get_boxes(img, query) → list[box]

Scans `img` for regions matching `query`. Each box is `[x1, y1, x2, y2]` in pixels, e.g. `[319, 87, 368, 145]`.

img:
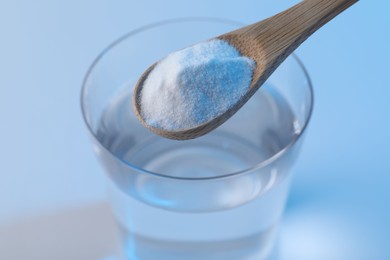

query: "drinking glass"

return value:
[81, 18, 313, 260]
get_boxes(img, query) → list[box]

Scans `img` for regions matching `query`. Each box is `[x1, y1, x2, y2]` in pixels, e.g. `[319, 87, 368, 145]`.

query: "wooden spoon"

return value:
[133, 0, 358, 140]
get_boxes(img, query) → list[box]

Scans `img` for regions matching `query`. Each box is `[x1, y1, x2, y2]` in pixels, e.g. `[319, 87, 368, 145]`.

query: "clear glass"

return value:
[81, 18, 313, 260]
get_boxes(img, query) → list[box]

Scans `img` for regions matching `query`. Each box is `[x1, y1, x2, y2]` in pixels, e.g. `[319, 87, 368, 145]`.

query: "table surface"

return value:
[1, 0, 389, 259]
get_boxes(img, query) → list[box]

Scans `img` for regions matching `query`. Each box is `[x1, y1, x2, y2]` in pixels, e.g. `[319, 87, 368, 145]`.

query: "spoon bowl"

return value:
[133, 0, 358, 140]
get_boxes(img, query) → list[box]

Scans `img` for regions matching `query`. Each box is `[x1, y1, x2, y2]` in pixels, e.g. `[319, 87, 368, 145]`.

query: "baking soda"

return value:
[140, 39, 255, 131]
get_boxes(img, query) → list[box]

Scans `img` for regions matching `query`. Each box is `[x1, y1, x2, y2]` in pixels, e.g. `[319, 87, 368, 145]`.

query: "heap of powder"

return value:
[140, 39, 255, 131]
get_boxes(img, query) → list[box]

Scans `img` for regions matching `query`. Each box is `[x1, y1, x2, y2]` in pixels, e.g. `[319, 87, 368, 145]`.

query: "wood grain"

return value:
[219, 0, 358, 93]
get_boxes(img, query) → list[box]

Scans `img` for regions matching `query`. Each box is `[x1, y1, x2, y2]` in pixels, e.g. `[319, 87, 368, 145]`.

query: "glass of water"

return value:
[81, 18, 313, 260]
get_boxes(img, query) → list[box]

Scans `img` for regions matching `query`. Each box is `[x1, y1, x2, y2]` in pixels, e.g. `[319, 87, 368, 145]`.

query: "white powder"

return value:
[140, 39, 255, 131]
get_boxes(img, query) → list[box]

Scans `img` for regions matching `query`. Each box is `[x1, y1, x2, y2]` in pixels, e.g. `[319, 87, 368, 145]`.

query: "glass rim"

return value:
[80, 17, 314, 181]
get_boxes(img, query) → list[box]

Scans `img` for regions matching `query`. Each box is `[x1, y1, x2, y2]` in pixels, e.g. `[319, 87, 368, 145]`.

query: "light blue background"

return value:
[0, 0, 389, 259]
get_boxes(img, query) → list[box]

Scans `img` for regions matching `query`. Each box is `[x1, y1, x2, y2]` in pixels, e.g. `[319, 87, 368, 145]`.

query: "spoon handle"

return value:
[251, 0, 358, 60]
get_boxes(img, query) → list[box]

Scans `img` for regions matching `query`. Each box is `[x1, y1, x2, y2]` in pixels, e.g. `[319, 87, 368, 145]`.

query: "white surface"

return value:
[0, 203, 121, 260]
